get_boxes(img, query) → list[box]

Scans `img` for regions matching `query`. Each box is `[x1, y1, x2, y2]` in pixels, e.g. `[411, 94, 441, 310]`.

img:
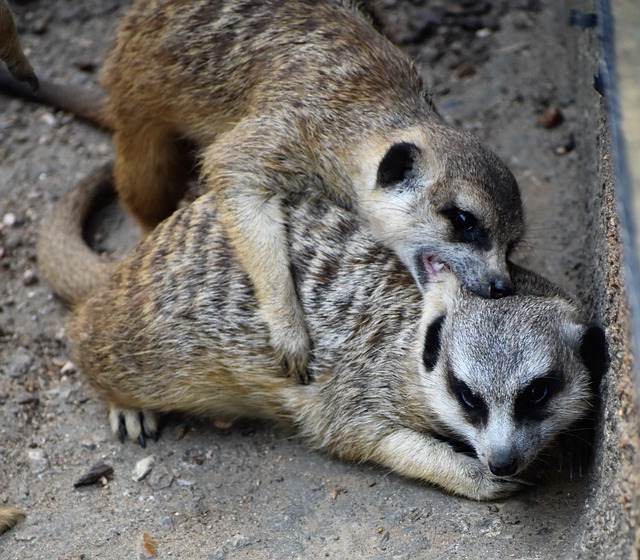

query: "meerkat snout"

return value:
[488, 451, 519, 477]
[489, 277, 513, 298]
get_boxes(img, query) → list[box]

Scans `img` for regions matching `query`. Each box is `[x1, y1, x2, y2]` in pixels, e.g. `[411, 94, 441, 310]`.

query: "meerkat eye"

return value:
[515, 372, 565, 421]
[525, 382, 549, 405]
[448, 370, 488, 425]
[458, 386, 482, 410]
[449, 209, 477, 231]
[441, 207, 488, 246]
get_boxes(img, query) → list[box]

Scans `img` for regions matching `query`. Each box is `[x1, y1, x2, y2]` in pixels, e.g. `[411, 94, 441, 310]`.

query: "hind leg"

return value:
[113, 125, 192, 234]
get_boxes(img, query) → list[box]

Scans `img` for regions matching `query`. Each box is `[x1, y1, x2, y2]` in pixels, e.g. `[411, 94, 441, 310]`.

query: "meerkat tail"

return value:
[37, 164, 119, 305]
[0, 507, 25, 534]
[0, 65, 107, 128]
[0, 0, 38, 92]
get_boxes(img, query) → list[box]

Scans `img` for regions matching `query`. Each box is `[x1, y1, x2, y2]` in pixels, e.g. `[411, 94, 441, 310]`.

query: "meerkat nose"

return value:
[490, 278, 513, 298]
[488, 456, 518, 477]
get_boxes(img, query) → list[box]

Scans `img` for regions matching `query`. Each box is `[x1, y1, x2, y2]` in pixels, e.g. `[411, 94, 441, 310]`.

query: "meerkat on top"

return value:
[40, 168, 606, 501]
[91, 0, 525, 381]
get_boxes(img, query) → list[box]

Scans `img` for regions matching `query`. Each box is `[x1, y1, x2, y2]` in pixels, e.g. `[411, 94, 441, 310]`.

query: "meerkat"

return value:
[40, 167, 606, 501]
[0, 0, 37, 91]
[14, 0, 525, 381]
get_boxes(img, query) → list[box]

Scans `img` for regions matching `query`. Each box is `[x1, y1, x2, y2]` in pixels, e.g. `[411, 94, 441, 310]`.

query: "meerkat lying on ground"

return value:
[6, 0, 526, 382]
[38, 166, 606, 501]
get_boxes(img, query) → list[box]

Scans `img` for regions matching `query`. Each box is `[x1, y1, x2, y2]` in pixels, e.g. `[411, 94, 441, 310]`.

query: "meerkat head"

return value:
[418, 271, 608, 479]
[358, 125, 524, 299]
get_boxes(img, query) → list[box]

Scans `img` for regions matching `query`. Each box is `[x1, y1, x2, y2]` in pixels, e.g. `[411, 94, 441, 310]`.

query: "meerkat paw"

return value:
[462, 463, 525, 501]
[269, 318, 312, 383]
[108, 405, 159, 448]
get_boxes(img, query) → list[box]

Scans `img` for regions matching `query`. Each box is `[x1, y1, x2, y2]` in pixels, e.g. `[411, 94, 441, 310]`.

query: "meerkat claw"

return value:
[117, 412, 127, 444]
[109, 405, 159, 446]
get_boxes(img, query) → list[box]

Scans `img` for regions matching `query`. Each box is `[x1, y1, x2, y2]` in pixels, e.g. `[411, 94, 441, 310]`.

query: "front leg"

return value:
[372, 428, 523, 500]
[109, 404, 159, 448]
[217, 183, 311, 383]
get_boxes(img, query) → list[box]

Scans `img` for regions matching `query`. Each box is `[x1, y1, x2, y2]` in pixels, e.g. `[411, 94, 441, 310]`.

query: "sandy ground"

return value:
[1, 0, 638, 559]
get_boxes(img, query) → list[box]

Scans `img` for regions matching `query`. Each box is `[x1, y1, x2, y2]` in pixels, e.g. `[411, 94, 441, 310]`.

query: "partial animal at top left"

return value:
[0, 0, 38, 92]
[0, 0, 31, 535]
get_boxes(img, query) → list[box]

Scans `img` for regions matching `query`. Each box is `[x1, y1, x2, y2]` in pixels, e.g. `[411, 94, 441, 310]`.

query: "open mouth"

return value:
[421, 252, 447, 281]
[411, 250, 449, 288]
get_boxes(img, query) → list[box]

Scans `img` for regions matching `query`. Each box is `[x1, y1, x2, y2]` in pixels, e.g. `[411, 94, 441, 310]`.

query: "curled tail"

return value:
[37, 164, 119, 305]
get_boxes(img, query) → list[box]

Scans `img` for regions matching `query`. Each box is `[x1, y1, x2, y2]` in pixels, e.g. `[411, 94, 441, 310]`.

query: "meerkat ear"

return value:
[423, 314, 445, 370]
[377, 142, 420, 188]
[580, 324, 609, 389]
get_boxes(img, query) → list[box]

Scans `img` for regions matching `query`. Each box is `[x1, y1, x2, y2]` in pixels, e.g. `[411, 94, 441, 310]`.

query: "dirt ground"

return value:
[1, 0, 638, 559]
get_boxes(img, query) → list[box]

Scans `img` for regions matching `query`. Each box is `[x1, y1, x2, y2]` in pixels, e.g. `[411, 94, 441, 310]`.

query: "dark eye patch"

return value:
[430, 429, 477, 457]
[423, 315, 445, 370]
[377, 142, 420, 188]
[441, 207, 491, 250]
[447, 368, 488, 426]
[515, 371, 565, 421]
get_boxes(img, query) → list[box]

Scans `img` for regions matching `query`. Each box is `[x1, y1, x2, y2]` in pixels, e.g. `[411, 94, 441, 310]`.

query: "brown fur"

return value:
[90, 0, 525, 381]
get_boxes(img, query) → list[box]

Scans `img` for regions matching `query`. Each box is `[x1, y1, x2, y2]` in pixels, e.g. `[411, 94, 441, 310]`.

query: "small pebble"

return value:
[27, 448, 49, 475]
[147, 463, 174, 490]
[555, 132, 576, 155]
[456, 62, 476, 78]
[538, 106, 564, 129]
[132, 455, 156, 482]
[2, 213, 16, 228]
[32, 11, 51, 34]
[22, 269, 38, 286]
[8, 350, 33, 378]
[39, 112, 56, 127]
[74, 58, 97, 72]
